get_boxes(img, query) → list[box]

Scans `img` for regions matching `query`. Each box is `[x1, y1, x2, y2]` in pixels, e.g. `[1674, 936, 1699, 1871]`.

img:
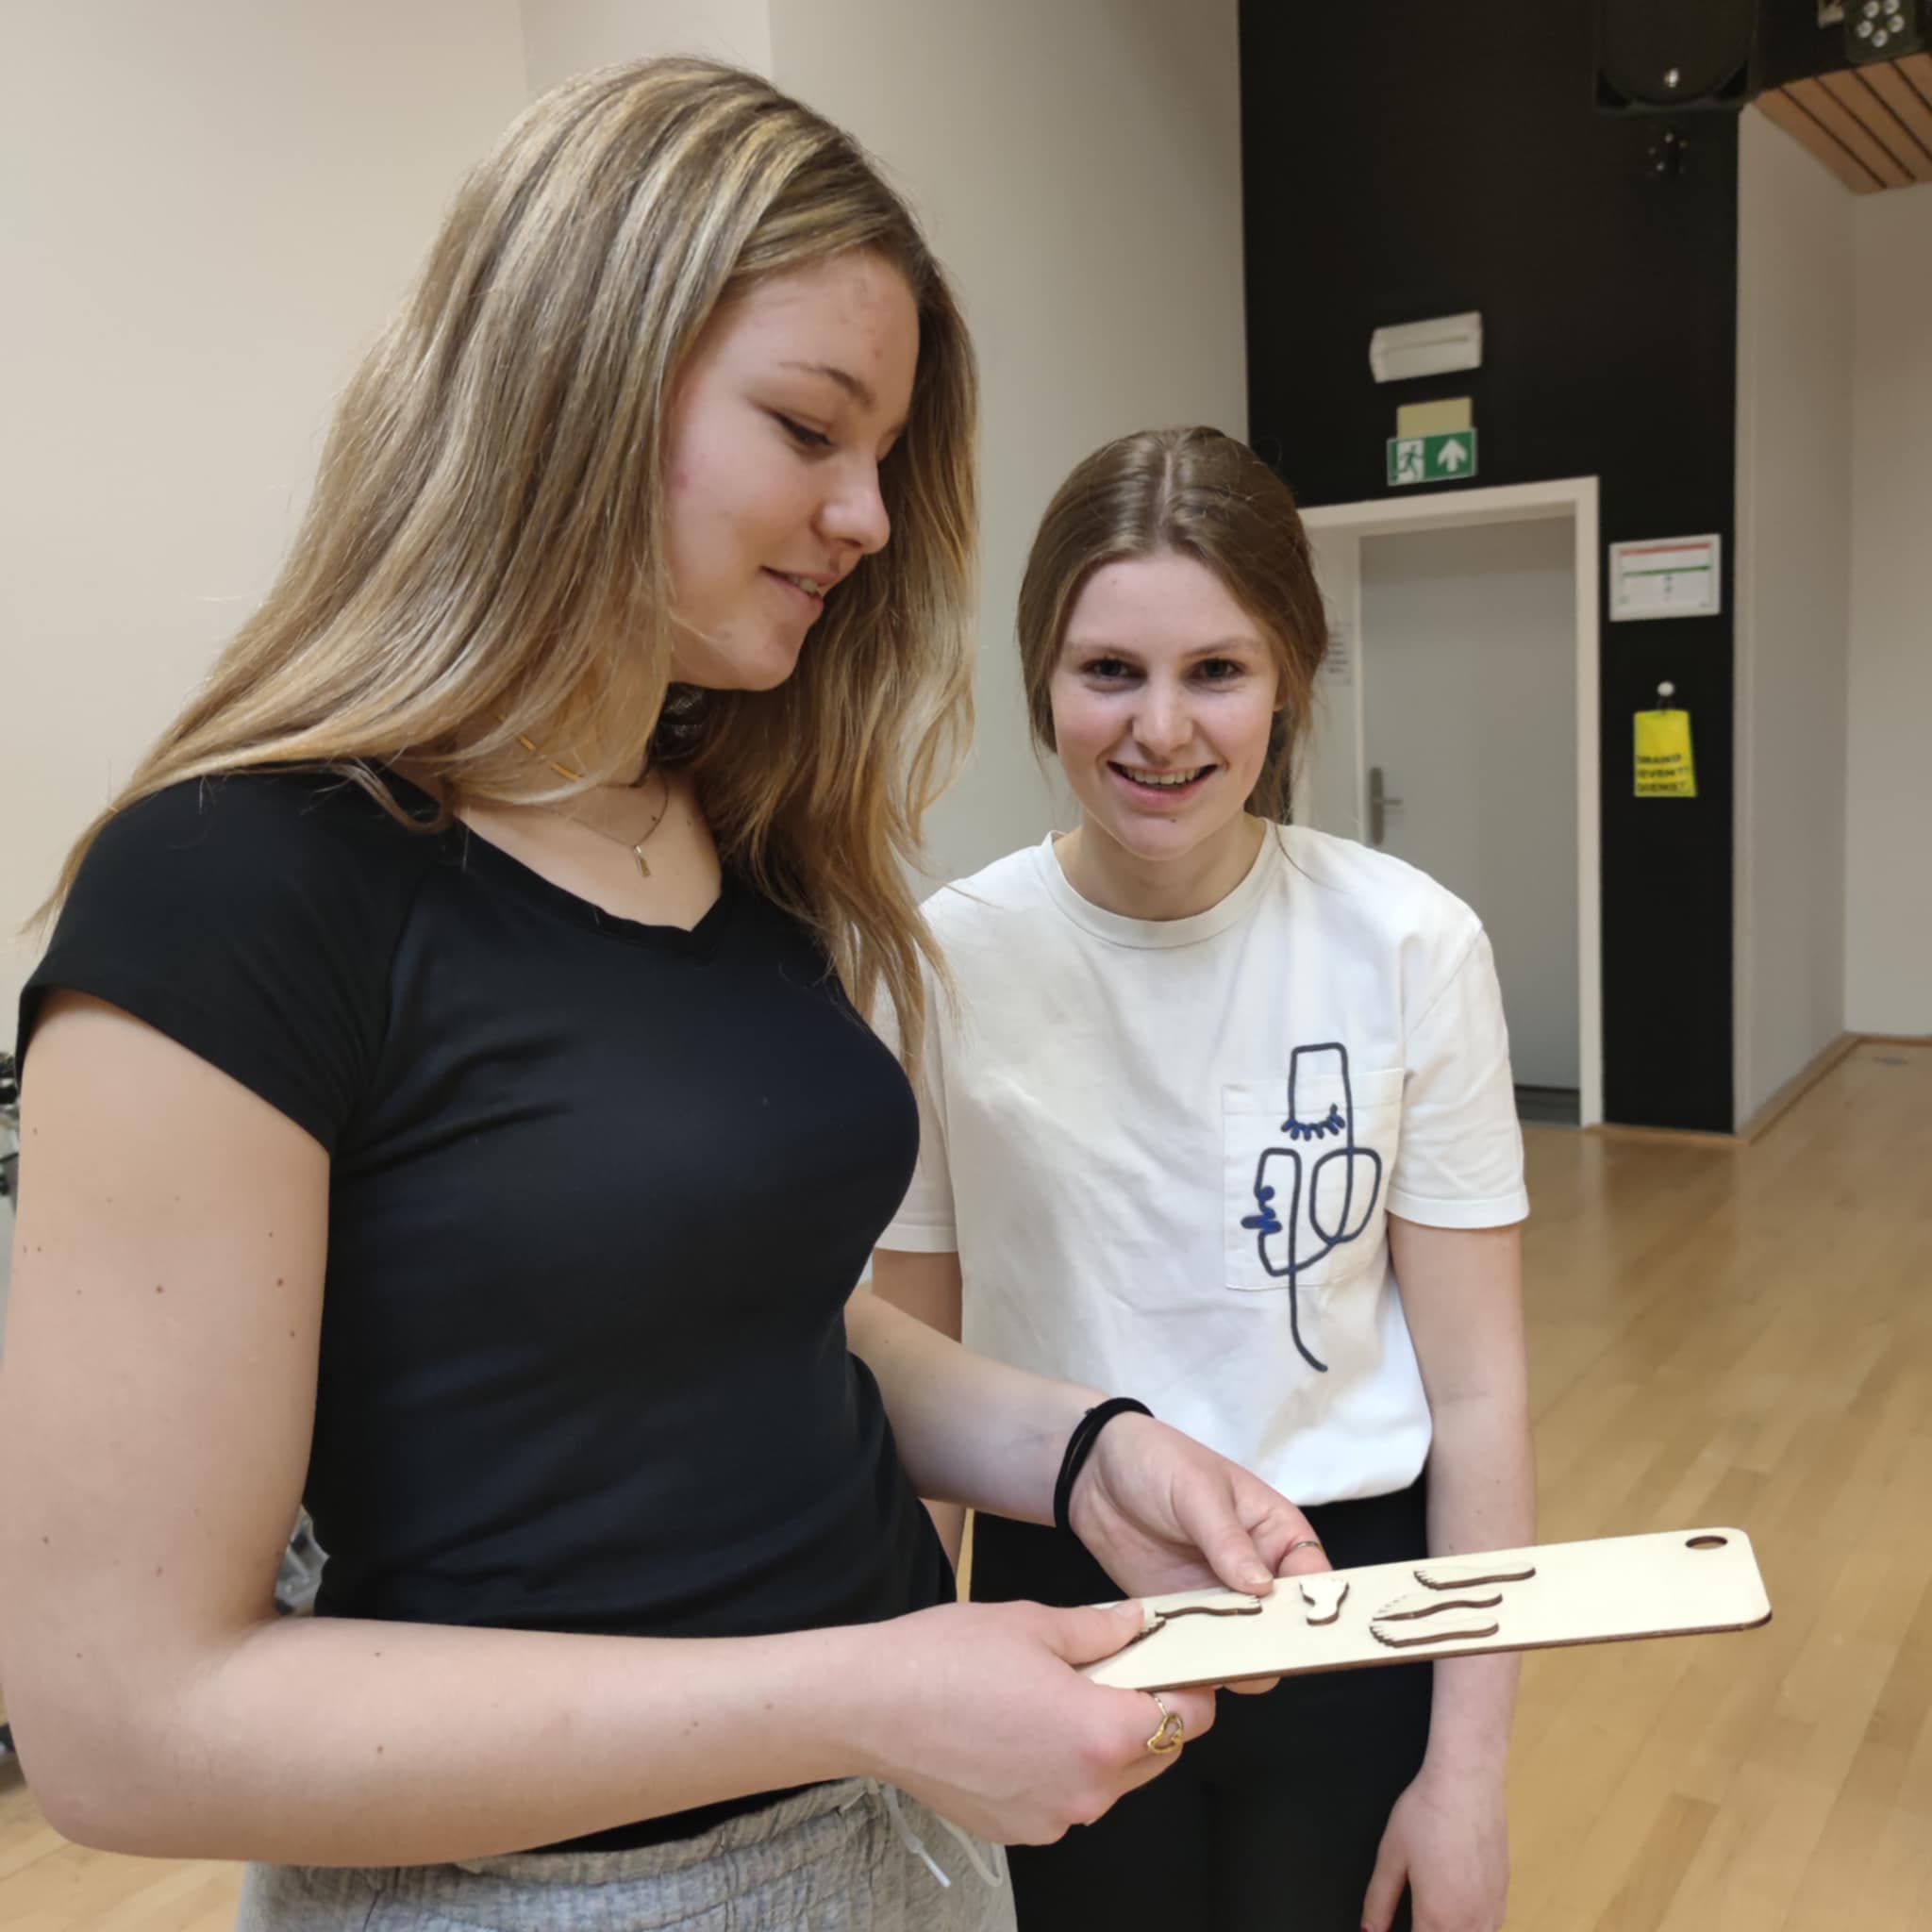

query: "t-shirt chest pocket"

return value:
[1222, 1045, 1404, 1294]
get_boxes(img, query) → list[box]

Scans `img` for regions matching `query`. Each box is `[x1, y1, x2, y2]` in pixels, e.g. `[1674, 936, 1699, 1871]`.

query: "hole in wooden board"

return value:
[1686, 1535, 1727, 1550]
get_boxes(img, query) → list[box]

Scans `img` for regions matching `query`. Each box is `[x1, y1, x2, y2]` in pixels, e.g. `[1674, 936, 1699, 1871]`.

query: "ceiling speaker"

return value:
[1596, 0, 1756, 110]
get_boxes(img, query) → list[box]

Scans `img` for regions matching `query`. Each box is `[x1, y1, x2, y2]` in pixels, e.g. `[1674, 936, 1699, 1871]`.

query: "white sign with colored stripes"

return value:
[1609, 534, 1723, 621]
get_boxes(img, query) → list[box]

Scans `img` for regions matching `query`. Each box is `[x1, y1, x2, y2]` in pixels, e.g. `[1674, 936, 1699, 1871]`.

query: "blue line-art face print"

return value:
[1238, 1041, 1384, 1374]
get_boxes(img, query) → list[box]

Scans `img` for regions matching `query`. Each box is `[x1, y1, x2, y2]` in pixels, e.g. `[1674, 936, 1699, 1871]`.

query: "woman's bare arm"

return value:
[1391, 1215, 1535, 1777]
[869, 1248, 968, 1562]
[848, 1273, 1325, 1604]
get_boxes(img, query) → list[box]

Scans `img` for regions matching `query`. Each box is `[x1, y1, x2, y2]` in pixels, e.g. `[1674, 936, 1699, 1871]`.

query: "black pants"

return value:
[972, 1481, 1432, 1932]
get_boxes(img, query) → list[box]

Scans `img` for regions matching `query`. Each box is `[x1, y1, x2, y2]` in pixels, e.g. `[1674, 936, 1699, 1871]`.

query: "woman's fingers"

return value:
[1268, 1502, 1334, 1575]
[1041, 1596, 1151, 1666]
[1169, 1456, 1330, 1591]
[1222, 1674, 1283, 1696]
[1109, 1683, 1217, 1798]
[1121, 1682, 1216, 1753]
[1160, 1684, 1216, 1741]
[874, 1603, 1233, 1848]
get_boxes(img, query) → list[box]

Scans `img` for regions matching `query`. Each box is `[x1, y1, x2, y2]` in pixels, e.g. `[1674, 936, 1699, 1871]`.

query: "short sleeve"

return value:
[1387, 925, 1529, 1229]
[17, 775, 418, 1153]
[874, 959, 958, 1254]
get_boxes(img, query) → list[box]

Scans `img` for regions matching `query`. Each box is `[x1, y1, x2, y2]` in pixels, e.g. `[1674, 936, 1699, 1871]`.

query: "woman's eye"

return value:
[1084, 658, 1134, 681]
[775, 414, 833, 451]
[1197, 658, 1244, 682]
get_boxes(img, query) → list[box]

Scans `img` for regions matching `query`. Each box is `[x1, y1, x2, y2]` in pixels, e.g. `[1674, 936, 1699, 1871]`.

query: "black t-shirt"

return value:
[17, 771, 949, 1848]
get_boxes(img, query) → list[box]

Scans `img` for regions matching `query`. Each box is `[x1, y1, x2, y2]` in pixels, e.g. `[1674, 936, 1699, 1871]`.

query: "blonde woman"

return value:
[875, 428, 1535, 1932]
[0, 70, 1330, 1932]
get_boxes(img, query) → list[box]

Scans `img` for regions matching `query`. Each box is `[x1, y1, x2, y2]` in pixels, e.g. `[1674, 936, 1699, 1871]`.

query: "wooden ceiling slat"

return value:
[1788, 75, 1915, 186]
[1755, 88, 1883, 193]
[1861, 60, 1932, 165]
[1819, 67, 1932, 182]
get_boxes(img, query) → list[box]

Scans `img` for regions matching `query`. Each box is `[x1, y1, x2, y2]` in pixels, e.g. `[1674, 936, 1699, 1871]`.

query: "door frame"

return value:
[1297, 476, 1603, 1127]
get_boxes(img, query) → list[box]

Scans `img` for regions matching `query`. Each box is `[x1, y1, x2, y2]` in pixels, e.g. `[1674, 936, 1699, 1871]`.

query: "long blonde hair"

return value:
[1016, 426, 1325, 821]
[47, 58, 976, 1058]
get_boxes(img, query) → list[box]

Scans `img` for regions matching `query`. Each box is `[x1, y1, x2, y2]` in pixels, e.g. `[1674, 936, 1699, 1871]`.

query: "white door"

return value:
[1357, 520, 1580, 1094]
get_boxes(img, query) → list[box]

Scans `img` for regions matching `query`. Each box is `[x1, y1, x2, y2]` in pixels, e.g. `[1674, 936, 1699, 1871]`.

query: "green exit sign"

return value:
[1387, 429, 1478, 488]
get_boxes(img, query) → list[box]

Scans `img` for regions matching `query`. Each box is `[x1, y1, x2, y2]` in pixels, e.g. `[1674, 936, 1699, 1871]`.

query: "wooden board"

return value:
[1082, 1526, 1771, 1692]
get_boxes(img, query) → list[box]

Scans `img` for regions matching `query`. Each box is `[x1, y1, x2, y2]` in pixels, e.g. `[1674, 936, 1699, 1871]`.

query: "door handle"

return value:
[1368, 766, 1404, 847]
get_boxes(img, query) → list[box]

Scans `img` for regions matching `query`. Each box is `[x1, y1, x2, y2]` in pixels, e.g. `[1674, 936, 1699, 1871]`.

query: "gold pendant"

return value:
[632, 845, 652, 880]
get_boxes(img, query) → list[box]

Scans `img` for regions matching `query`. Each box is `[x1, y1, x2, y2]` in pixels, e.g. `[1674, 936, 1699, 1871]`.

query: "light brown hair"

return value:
[1015, 425, 1326, 820]
[43, 58, 976, 1060]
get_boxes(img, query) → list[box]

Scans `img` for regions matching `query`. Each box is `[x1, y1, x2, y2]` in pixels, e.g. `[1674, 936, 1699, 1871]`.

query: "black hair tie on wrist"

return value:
[1052, 1398, 1153, 1538]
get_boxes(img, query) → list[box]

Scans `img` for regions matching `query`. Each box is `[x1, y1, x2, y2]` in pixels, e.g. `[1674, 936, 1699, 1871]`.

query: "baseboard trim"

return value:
[1738, 1031, 1860, 1144]
[1588, 1030, 1868, 1146]
[1585, 1122, 1741, 1148]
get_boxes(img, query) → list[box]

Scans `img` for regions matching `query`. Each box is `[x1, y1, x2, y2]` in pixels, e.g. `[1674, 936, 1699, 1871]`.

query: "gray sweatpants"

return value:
[233, 1778, 1015, 1931]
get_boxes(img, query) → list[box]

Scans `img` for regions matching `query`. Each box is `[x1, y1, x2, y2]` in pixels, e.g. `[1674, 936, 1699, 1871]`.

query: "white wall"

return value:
[769, 0, 1249, 883]
[1732, 107, 1855, 1122]
[0, 2, 530, 1024]
[1844, 181, 1932, 1038]
[1299, 530, 1365, 841]
[522, 0, 771, 92]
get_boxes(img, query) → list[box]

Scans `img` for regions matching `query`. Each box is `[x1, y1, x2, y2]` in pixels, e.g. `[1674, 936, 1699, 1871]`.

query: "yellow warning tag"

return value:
[1634, 708, 1696, 798]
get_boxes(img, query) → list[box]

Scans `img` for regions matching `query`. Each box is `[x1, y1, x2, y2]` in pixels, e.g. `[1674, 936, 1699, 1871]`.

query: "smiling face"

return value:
[1049, 550, 1281, 897]
[661, 250, 920, 691]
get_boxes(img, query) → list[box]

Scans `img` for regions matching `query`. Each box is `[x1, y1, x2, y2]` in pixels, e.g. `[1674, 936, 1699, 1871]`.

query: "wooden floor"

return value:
[1507, 1039, 1932, 1929]
[1, 1040, 1927, 1928]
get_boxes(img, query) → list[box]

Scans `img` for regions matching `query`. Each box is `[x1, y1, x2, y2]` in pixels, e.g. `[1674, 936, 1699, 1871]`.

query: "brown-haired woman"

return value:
[0, 77, 1332, 1932]
[875, 426, 1535, 1932]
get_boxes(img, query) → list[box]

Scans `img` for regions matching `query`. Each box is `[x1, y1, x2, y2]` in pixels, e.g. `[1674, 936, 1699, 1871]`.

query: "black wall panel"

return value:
[1754, 0, 1856, 89]
[1241, 2, 1739, 1131]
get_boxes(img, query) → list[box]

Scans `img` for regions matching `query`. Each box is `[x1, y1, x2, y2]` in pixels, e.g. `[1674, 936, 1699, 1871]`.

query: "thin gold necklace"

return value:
[516, 733, 671, 881]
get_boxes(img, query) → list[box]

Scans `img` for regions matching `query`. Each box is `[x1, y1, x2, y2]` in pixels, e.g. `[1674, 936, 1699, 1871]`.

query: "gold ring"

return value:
[1286, 1538, 1324, 1557]
[1145, 1691, 1185, 1756]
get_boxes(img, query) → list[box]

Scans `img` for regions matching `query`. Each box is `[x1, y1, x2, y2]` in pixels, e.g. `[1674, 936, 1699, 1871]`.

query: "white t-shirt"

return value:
[880, 824, 1529, 1507]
